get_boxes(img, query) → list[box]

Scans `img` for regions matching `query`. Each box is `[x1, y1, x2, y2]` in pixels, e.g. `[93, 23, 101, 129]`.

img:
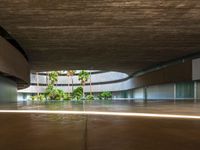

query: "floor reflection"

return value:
[0, 100, 200, 150]
[0, 100, 200, 115]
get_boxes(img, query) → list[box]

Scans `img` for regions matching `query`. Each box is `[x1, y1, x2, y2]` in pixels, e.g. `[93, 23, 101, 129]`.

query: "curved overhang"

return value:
[0, 36, 30, 89]
[0, 1, 200, 73]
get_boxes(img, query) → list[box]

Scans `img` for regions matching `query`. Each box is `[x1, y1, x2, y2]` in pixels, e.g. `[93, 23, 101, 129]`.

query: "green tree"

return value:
[36, 72, 39, 96]
[72, 87, 83, 100]
[45, 71, 70, 100]
[67, 70, 76, 92]
[45, 86, 70, 100]
[78, 70, 90, 97]
[49, 71, 59, 85]
[89, 71, 92, 95]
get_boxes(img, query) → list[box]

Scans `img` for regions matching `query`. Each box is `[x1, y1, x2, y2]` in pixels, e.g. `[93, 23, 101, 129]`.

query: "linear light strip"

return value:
[0, 110, 200, 119]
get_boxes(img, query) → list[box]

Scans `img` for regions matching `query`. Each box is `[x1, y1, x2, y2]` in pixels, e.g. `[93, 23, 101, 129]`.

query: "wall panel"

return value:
[147, 84, 174, 100]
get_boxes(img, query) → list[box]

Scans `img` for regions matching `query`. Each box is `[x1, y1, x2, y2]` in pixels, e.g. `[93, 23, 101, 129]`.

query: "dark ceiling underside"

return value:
[0, 0, 200, 73]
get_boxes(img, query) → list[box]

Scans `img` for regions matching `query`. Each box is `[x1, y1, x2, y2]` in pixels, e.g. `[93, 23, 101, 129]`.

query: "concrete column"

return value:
[144, 87, 147, 103]
[194, 81, 197, 103]
[174, 83, 176, 103]
[0, 76, 17, 102]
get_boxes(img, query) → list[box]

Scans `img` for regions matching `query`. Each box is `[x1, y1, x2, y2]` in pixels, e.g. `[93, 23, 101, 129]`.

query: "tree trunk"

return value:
[67, 75, 70, 93]
[47, 72, 49, 85]
[46, 72, 48, 85]
[82, 82, 85, 98]
[71, 76, 74, 92]
[36, 72, 39, 97]
[90, 71, 92, 95]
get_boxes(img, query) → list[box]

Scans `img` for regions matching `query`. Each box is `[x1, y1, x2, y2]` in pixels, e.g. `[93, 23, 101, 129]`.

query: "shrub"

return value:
[86, 94, 94, 100]
[72, 87, 83, 100]
[63, 93, 72, 100]
[31, 94, 46, 101]
[45, 86, 68, 100]
[98, 91, 112, 100]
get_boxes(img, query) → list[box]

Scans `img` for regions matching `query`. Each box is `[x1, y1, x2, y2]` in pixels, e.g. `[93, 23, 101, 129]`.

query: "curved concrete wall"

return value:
[19, 60, 194, 93]
[30, 71, 128, 85]
[19, 71, 131, 93]
[0, 36, 30, 89]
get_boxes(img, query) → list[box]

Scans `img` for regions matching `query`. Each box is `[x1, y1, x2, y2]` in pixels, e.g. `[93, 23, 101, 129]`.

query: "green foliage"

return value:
[44, 84, 53, 99]
[63, 93, 72, 100]
[98, 91, 112, 100]
[78, 70, 90, 85]
[72, 87, 83, 100]
[86, 94, 94, 100]
[43, 71, 71, 101]
[55, 89, 66, 100]
[45, 86, 68, 100]
[67, 70, 76, 91]
[31, 94, 46, 101]
[49, 71, 59, 85]
[32, 70, 113, 101]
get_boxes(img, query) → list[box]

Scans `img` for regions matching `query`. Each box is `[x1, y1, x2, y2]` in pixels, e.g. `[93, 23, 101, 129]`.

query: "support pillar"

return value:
[0, 76, 17, 102]
[144, 87, 147, 103]
[174, 83, 176, 104]
[194, 81, 197, 103]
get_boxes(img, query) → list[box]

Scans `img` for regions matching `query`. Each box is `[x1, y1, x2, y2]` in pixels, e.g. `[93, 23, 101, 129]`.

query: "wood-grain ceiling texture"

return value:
[0, 0, 200, 73]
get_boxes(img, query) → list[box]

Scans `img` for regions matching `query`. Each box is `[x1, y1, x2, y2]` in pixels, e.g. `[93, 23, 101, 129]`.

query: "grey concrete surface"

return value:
[0, 76, 17, 102]
[0, 101, 200, 150]
[0, 0, 199, 72]
[0, 36, 30, 89]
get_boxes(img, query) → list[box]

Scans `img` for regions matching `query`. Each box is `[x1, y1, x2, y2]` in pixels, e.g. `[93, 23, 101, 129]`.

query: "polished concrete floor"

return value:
[0, 101, 200, 150]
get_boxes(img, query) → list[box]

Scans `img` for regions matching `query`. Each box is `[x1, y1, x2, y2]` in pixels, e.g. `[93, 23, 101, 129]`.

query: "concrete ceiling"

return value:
[0, 0, 200, 73]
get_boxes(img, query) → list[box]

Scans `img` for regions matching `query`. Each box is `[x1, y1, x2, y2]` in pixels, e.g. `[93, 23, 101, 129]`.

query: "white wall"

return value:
[31, 71, 128, 84]
[133, 88, 144, 99]
[18, 77, 135, 93]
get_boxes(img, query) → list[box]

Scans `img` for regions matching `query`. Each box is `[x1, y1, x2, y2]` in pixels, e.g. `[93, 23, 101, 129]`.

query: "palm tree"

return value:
[67, 70, 76, 92]
[89, 71, 92, 95]
[49, 71, 59, 85]
[66, 71, 70, 93]
[46, 71, 49, 85]
[78, 70, 90, 97]
[59, 70, 65, 92]
[36, 72, 39, 97]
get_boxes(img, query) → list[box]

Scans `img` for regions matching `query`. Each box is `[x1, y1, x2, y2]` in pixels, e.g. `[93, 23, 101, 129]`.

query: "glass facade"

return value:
[176, 82, 194, 99]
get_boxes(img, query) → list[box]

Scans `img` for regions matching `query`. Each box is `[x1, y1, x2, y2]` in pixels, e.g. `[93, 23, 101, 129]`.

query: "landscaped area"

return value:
[31, 70, 112, 101]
